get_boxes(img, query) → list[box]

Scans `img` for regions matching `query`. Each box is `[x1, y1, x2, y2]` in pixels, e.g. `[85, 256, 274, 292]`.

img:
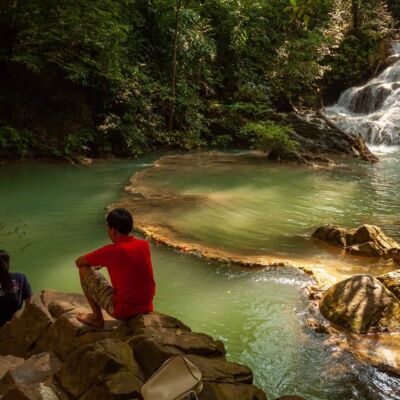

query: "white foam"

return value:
[326, 42, 400, 146]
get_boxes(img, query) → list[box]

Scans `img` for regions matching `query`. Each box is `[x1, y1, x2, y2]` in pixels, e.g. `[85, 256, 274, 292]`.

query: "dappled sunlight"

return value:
[123, 151, 400, 284]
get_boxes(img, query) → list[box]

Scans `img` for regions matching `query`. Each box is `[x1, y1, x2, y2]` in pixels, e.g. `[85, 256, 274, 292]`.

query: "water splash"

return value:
[326, 42, 400, 145]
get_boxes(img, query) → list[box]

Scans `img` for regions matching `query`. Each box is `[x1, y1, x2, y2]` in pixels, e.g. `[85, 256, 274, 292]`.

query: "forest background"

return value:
[0, 0, 399, 160]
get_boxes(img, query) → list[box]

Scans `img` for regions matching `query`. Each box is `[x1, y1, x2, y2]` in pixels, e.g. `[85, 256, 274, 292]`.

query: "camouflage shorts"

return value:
[81, 268, 114, 316]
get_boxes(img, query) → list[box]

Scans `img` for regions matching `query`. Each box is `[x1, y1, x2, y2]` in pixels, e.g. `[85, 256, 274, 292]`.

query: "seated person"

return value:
[75, 208, 155, 328]
[0, 250, 33, 328]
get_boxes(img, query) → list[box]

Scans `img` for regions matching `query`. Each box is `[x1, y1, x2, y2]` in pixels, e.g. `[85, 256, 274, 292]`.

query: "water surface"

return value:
[0, 157, 399, 399]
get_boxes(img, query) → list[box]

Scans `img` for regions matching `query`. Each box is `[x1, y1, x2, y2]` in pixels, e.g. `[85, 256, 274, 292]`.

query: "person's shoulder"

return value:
[133, 238, 150, 249]
[9, 272, 28, 282]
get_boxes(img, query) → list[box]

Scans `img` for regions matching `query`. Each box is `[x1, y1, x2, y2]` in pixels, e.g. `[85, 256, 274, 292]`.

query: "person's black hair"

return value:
[0, 250, 12, 291]
[107, 208, 133, 235]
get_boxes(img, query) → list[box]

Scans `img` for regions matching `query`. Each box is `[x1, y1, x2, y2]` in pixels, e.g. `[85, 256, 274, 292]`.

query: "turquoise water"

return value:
[0, 156, 399, 399]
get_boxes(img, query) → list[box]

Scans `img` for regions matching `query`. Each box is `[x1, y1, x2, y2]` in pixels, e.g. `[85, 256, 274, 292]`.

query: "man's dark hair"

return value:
[107, 208, 133, 235]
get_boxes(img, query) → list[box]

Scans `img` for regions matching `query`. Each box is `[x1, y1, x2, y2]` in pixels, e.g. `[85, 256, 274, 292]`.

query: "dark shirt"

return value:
[0, 272, 32, 327]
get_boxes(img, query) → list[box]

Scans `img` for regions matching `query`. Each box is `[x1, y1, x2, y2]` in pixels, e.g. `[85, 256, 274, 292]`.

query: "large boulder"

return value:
[0, 290, 268, 400]
[57, 339, 143, 399]
[0, 352, 65, 400]
[0, 356, 24, 380]
[319, 275, 400, 334]
[0, 302, 53, 357]
[124, 313, 226, 378]
[34, 290, 121, 360]
[0, 352, 61, 391]
[312, 224, 400, 257]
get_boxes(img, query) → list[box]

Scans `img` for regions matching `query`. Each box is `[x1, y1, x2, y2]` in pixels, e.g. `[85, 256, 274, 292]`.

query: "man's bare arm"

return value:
[75, 255, 102, 270]
[75, 256, 89, 268]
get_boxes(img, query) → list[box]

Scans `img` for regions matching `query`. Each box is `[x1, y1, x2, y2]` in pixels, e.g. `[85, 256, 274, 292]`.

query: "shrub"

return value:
[0, 126, 32, 158]
[240, 121, 298, 154]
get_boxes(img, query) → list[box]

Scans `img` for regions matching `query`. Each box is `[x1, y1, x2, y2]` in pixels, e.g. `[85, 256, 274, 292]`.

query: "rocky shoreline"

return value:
[0, 290, 271, 400]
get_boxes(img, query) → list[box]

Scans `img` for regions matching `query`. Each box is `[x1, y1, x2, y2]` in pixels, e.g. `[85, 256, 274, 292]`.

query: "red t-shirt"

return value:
[85, 235, 155, 319]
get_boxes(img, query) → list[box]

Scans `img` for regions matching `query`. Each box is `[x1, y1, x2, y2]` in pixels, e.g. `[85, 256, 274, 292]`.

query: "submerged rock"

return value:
[0, 290, 266, 400]
[320, 275, 400, 334]
[312, 224, 400, 258]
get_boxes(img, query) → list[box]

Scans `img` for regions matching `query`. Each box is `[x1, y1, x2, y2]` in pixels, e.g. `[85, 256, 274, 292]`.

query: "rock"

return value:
[0, 303, 53, 357]
[35, 313, 120, 360]
[79, 371, 142, 400]
[377, 269, 400, 300]
[200, 382, 267, 400]
[0, 356, 24, 380]
[0, 291, 267, 400]
[384, 54, 400, 67]
[185, 355, 253, 384]
[320, 275, 400, 334]
[57, 339, 143, 399]
[126, 313, 225, 379]
[312, 224, 400, 258]
[1, 382, 67, 400]
[0, 352, 61, 393]
[311, 225, 348, 247]
[35, 290, 121, 360]
[41, 289, 89, 310]
[126, 311, 191, 334]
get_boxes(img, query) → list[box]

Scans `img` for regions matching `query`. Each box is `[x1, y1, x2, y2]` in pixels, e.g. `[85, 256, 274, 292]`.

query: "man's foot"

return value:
[76, 312, 104, 329]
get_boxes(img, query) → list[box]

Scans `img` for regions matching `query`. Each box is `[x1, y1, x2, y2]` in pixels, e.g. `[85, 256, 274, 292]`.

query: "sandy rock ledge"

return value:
[0, 290, 267, 400]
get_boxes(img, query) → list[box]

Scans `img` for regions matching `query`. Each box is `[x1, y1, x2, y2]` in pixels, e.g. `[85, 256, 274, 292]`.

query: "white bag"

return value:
[141, 355, 203, 400]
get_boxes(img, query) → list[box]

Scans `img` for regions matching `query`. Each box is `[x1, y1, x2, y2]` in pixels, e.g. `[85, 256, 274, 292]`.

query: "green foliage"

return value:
[0, 127, 32, 158]
[0, 0, 395, 159]
[5, 0, 130, 85]
[240, 121, 298, 154]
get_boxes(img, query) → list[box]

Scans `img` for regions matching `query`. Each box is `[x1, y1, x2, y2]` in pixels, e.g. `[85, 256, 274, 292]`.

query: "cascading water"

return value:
[326, 42, 400, 145]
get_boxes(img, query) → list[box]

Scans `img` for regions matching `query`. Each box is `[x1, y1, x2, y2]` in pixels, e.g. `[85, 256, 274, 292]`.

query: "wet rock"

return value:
[377, 269, 400, 300]
[57, 339, 142, 399]
[271, 111, 377, 163]
[312, 224, 400, 258]
[384, 54, 400, 67]
[320, 275, 400, 334]
[0, 303, 53, 357]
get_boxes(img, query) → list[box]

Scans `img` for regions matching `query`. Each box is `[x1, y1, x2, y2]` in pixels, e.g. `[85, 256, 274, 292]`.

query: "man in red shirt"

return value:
[75, 208, 155, 328]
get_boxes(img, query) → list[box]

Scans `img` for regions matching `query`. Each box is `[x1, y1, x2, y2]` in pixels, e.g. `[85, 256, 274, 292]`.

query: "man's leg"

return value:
[77, 266, 105, 328]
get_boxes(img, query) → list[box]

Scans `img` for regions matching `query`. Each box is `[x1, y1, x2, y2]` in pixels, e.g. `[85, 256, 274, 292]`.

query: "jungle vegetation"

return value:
[0, 0, 398, 159]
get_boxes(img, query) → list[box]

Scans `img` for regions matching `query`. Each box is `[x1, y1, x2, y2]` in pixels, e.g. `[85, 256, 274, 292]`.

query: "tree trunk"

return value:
[167, 0, 182, 132]
[352, 0, 360, 33]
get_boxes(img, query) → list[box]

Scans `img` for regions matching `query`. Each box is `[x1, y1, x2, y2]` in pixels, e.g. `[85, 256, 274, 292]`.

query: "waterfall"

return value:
[326, 42, 400, 146]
